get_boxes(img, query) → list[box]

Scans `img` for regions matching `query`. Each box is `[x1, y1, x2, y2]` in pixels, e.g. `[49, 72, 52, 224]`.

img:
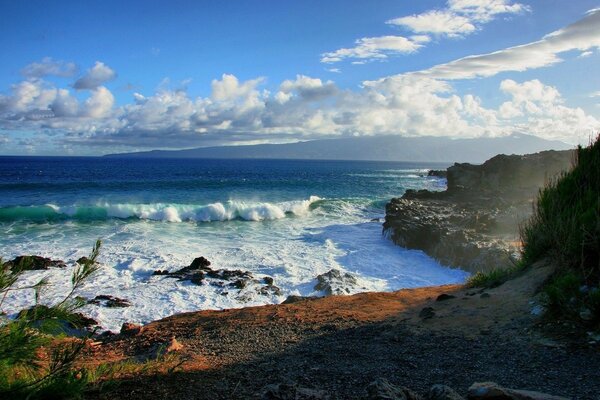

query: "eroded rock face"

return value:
[384, 150, 573, 273]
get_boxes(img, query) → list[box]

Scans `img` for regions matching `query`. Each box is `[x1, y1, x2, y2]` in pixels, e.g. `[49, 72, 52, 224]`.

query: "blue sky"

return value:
[0, 0, 599, 155]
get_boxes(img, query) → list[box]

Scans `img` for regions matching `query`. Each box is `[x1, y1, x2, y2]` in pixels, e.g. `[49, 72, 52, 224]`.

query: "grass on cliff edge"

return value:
[468, 136, 600, 327]
[523, 136, 599, 324]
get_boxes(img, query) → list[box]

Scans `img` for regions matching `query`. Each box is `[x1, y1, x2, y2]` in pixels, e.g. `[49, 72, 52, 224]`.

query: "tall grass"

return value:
[519, 136, 600, 325]
[520, 136, 600, 281]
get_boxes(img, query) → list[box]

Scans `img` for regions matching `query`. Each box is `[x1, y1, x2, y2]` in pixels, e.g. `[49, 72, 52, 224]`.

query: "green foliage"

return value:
[520, 136, 600, 279]
[542, 272, 600, 326]
[466, 261, 526, 288]
[519, 136, 600, 325]
[0, 241, 102, 399]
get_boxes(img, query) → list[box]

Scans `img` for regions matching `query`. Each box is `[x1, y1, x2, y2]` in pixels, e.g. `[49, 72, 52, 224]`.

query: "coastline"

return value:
[6, 149, 599, 398]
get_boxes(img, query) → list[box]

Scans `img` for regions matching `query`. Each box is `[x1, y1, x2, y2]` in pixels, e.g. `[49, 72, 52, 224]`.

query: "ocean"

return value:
[0, 156, 468, 332]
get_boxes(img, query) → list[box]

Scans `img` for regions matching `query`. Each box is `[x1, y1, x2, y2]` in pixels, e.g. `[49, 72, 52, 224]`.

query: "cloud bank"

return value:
[0, 65, 596, 152]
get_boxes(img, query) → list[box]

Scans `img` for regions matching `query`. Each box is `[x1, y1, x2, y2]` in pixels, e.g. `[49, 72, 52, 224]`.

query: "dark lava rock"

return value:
[436, 293, 456, 302]
[281, 295, 320, 304]
[89, 294, 131, 308]
[262, 382, 330, 400]
[427, 384, 464, 400]
[366, 378, 422, 400]
[258, 284, 283, 296]
[189, 256, 211, 269]
[230, 279, 248, 289]
[419, 307, 436, 320]
[152, 270, 170, 275]
[383, 150, 573, 274]
[3, 255, 67, 271]
[314, 269, 358, 296]
[120, 322, 142, 336]
[428, 170, 448, 178]
[263, 276, 274, 285]
[76, 256, 95, 265]
[467, 382, 569, 400]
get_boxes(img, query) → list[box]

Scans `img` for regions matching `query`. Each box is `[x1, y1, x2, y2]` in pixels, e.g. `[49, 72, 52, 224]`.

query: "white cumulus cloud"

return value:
[73, 61, 117, 90]
[321, 36, 424, 63]
[388, 0, 529, 37]
[21, 57, 77, 78]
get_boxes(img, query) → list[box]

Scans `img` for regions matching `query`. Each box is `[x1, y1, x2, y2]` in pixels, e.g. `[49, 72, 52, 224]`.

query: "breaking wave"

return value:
[0, 196, 322, 223]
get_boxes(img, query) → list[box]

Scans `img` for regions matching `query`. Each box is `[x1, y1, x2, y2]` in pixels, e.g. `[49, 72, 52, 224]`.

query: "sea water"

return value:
[0, 157, 468, 332]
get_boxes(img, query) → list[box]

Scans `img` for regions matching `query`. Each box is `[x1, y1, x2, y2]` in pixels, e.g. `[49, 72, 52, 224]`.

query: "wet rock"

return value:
[281, 295, 319, 304]
[263, 276, 274, 285]
[189, 273, 205, 285]
[428, 170, 448, 178]
[168, 256, 213, 280]
[436, 294, 456, 302]
[366, 378, 423, 400]
[262, 382, 330, 400]
[152, 269, 169, 275]
[189, 256, 211, 269]
[428, 385, 464, 400]
[258, 285, 283, 296]
[89, 294, 131, 308]
[3, 255, 67, 271]
[419, 307, 436, 320]
[120, 322, 142, 336]
[314, 269, 358, 296]
[467, 382, 569, 400]
[76, 256, 95, 265]
[230, 279, 248, 289]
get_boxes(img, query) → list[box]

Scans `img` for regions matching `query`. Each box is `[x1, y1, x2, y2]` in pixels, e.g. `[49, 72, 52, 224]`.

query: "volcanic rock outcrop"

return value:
[384, 150, 573, 273]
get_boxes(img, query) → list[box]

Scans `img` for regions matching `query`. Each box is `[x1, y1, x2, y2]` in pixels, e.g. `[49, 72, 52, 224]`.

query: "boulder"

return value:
[467, 382, 569, 400]
[89, 294, 131, 308]
[428, 385, 464, 400]
[419, 307, 436, 319]
[428, 170, 448, 178]
[3, 255, 67, 271]
[262, 383, 329, 400]
[366, 378, 423, 400]
[281, 295, 319, 304]
[314, 269, 358, 296]
[120, 322, 142, 336]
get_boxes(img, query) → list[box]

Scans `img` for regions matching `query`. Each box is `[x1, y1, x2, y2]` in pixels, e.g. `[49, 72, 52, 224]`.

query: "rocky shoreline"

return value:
[384, 150, 573, 273]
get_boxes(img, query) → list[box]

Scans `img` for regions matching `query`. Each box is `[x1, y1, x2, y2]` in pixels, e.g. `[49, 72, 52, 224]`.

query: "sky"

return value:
[0, 0, 599, 155]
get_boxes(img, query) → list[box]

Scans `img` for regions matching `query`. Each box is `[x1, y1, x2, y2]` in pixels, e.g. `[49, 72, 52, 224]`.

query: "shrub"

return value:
[520, 136, 600, 280]
[520, 135, 600, 325]
[0, 240, 102, 399]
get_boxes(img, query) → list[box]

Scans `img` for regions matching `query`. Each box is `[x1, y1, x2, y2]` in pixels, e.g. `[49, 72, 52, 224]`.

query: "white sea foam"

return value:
[2, 197, 468, 333]
[16, 197, 323, 223]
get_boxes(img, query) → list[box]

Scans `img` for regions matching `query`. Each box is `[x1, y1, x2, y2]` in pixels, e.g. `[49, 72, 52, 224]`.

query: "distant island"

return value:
[104, 133, 572, 163]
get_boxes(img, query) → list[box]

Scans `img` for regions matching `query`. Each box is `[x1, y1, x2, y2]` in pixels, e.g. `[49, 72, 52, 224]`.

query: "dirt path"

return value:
[84, 263, 600, 399]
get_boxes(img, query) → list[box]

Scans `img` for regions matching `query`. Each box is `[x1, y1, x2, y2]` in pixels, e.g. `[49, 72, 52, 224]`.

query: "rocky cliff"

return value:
[383, 150, 574, 273]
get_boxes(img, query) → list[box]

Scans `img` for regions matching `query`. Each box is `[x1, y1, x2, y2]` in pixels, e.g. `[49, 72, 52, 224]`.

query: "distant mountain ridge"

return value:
[104, 134, 572, 163]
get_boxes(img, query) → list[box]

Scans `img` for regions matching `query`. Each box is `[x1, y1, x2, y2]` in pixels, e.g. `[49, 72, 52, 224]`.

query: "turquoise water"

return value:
[0, 157, 468, 331]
